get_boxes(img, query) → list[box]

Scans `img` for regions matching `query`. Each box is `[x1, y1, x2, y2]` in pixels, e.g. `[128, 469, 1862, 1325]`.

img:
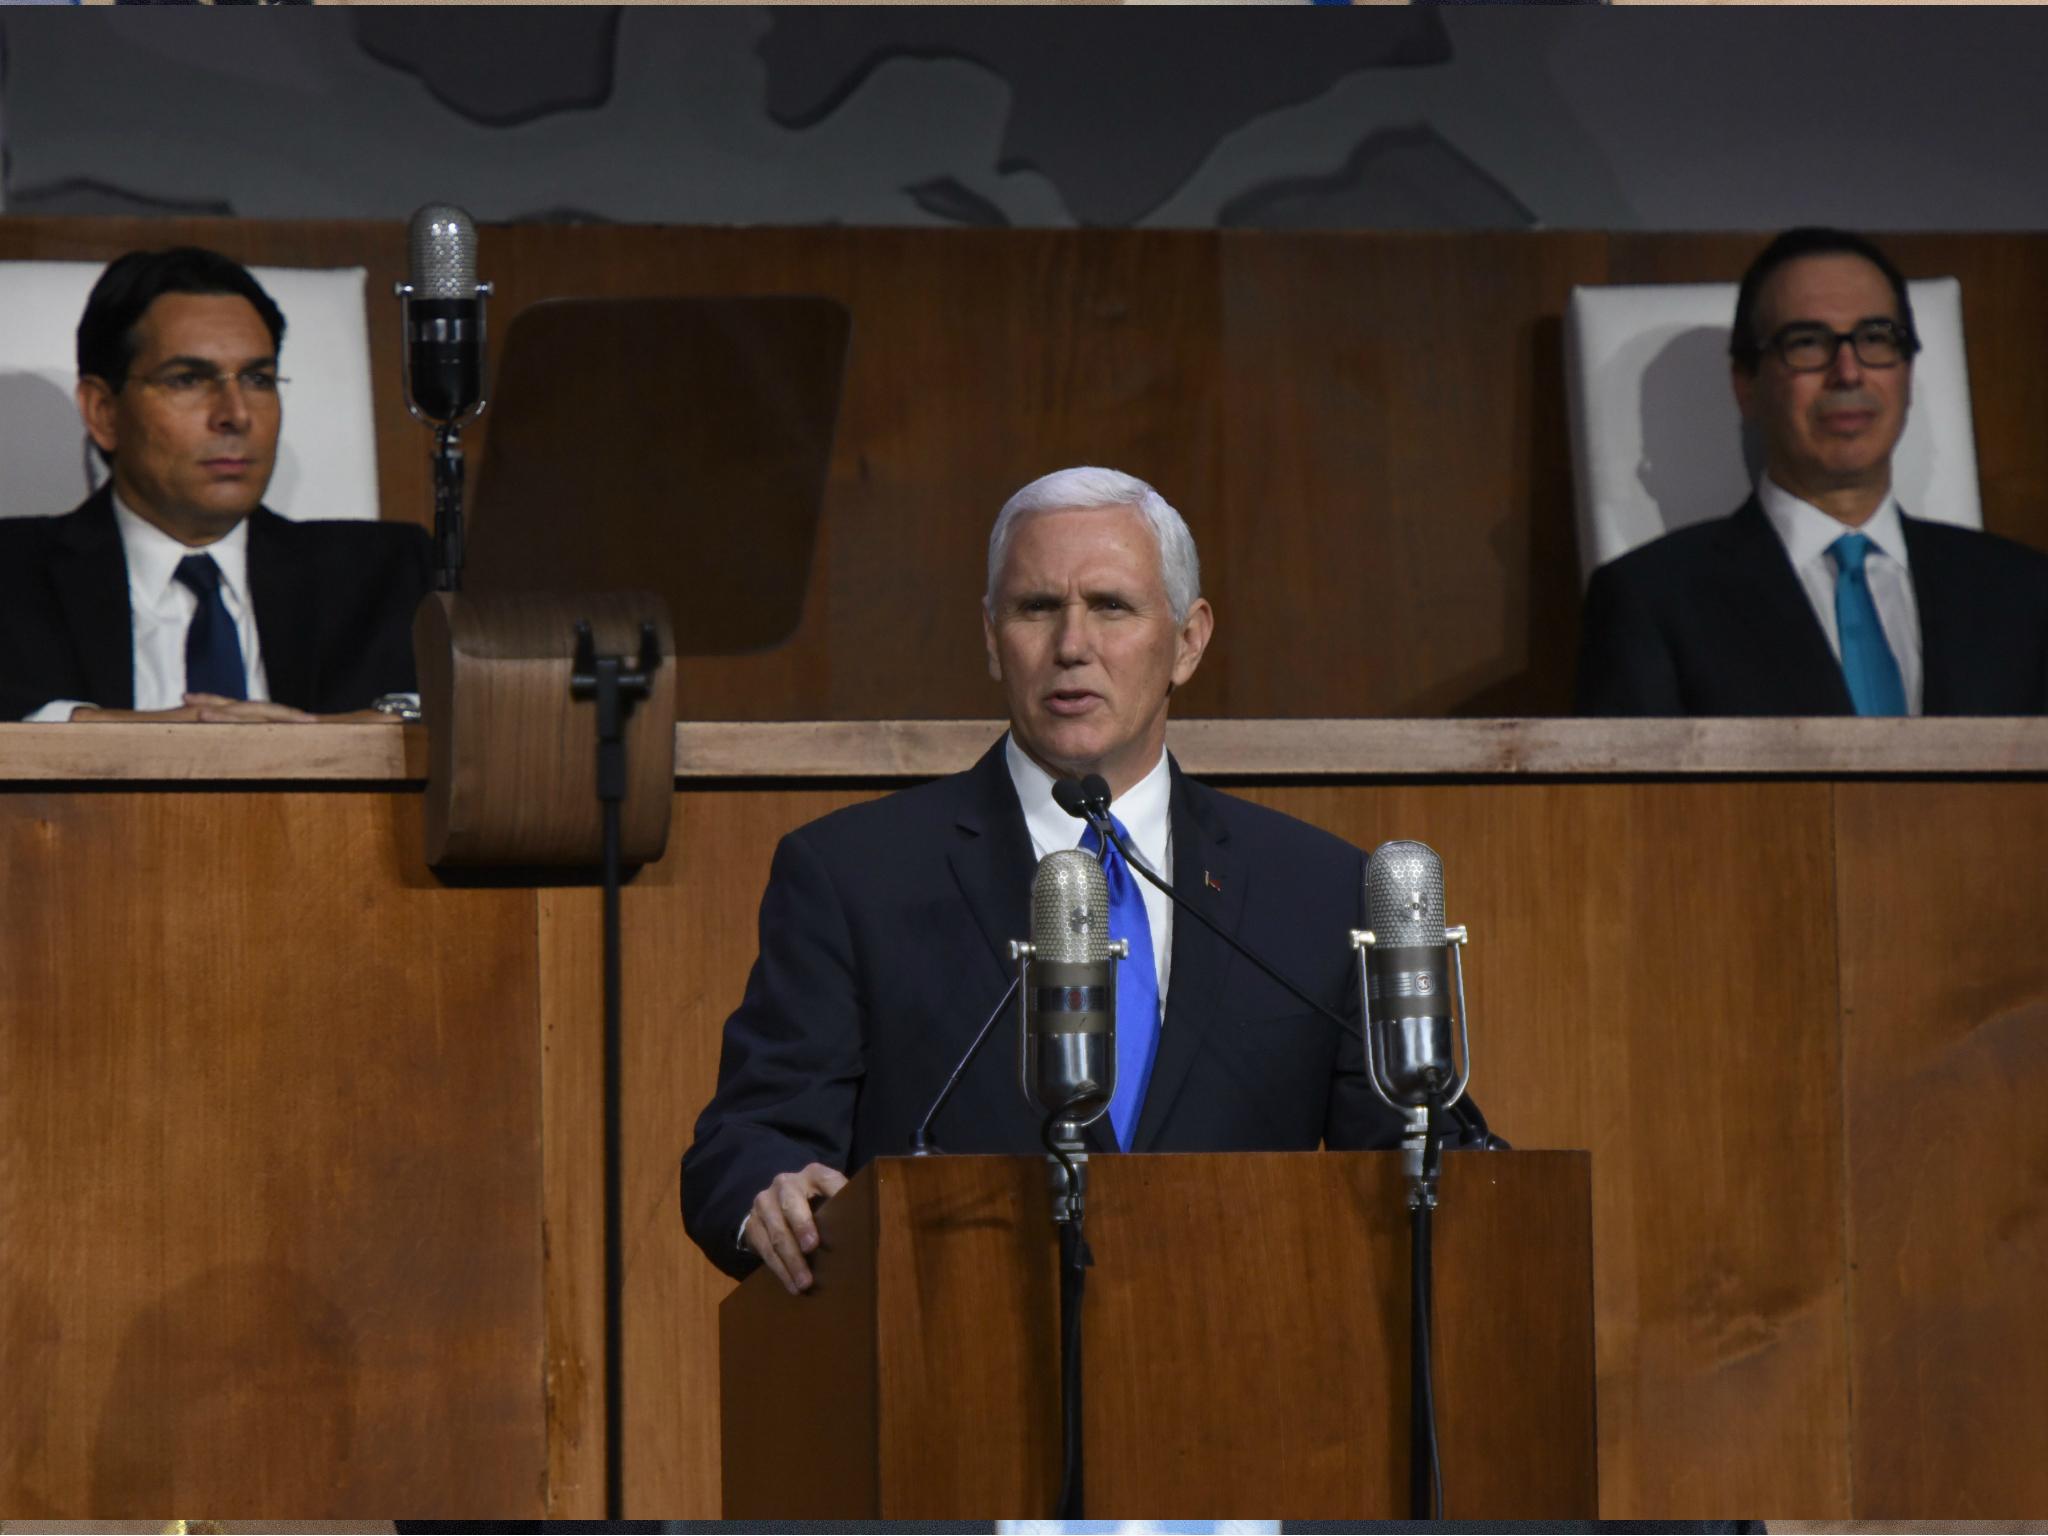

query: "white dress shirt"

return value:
[26, 492, 270, 720]
[1005, 733, 1174, 1013]
[1756, 476, 1923, 716]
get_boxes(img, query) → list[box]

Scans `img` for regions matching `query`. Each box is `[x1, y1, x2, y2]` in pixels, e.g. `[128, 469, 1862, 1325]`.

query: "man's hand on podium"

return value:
[746, 1162, 848, 1295]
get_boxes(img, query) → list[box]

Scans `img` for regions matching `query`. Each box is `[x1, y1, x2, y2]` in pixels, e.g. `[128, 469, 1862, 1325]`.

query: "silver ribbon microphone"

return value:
[1353, 840, 1473, 1190]
[1013, 848, 1127, 1149]
[396, 203, 492, 426]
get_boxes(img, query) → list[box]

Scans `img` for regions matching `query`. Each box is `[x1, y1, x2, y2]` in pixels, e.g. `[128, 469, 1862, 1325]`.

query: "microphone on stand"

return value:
[1015, 847, 1123, 1151]
[400, 204, 490, 425]
[396, 203, 493, 590]
[1355, 839, 1472, 1180]
[1011, 846, 1123, 1524]
[1054, 776, 1499, 1151]
[1354, 837, 1478, 1522]
[904, 848, 1122, 1159]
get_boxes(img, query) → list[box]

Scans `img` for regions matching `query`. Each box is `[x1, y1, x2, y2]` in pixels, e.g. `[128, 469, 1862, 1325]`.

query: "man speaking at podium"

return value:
[684, 466, 1416, 1294]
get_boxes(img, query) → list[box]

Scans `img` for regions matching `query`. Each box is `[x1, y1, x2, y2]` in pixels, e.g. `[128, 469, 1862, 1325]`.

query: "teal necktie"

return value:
[1830, 533, 1906, 717]
[1079, 816, 1159, 1151]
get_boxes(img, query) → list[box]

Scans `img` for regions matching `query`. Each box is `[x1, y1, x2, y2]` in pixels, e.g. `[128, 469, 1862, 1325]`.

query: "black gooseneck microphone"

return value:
[906, 974, 1020, 1155]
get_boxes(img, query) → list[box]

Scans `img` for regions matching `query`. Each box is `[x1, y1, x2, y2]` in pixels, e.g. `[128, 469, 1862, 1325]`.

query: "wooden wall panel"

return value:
[1217, 232, 1609, 717]
[538, 786, 887, 1517]
[1239, 782, 1851, 1519]
[10, 757, 2043, 1519]
[8, 221, 2047, 723]
[1834, 783, 2048, 1518]
[0, 791, 544, 1519]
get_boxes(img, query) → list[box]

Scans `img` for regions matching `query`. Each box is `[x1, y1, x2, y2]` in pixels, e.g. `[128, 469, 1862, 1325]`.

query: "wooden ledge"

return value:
[3, 716, 2047, 785]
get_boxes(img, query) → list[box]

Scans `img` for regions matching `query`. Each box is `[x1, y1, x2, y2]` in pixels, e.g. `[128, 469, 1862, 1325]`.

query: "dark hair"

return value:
[1729, 227, 1919, 373]
[75, 247, 286, 390]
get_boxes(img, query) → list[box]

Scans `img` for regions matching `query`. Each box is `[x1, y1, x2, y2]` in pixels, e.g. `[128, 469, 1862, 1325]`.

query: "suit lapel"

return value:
[945, 738, 1036, 984]
[1899, 512, 1958, 712]
[248, 509, 318, 707]
[49, 488, 136, 709]
[1131, 761, 1245, 1152]
[1717, 498, 1855, 712]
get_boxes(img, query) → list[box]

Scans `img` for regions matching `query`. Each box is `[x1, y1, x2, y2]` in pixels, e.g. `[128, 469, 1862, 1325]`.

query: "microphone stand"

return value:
[431, 424, 465, 592]
[1040, 1095, 1093, 1521]
[1353, 924, 1471, 1520]
[570, 619, 662, 1521]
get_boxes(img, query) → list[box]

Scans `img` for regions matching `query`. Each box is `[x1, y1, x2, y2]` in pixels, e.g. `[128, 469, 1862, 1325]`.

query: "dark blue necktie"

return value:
[1830, 533, 1906, 717]
[1079, 815, 1160, 1151]
[174, 554, 248, 701]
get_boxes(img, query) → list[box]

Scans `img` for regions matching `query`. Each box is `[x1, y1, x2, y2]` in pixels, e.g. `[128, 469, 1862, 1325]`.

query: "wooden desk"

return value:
[5, 718, 2045, 1520]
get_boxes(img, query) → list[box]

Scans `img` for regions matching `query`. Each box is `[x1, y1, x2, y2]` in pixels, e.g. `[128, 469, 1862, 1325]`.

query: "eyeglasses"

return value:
[1760, 319, 1915, 373]
[131, 366, 289, 403]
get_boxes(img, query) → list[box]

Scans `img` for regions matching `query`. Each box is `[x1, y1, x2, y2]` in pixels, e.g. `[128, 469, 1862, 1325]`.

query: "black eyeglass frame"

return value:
[1743, 318, 1921, 373]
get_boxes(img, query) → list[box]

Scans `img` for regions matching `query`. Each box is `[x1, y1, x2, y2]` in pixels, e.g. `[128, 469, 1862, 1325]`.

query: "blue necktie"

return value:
[1080, 815, 1160, 1152]
[174, 554, 248, 701]
[1830, 533, 1906, 717]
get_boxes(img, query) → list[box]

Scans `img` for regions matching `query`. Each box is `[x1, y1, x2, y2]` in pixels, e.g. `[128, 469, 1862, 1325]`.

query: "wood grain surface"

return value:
[1833, 784, 2048, 1519]
[0, 792, 544, 1519]
[7, 716, 2048, 785]
[415, 591, 677, 866]
[720, 1152, 1595, 1520]
[1240, 781, 1852, 1517]
[8, 766, 2045, 1518]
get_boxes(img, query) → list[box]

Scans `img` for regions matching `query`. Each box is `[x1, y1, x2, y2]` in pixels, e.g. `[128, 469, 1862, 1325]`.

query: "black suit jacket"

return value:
[1574, 496, 2048, 716]
[0, 486, 432, 720]
[681, 737, 1406, 1277]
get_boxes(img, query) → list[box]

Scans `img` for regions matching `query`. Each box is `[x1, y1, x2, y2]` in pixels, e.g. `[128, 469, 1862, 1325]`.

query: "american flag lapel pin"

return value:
[1204, 870, 1223, 893]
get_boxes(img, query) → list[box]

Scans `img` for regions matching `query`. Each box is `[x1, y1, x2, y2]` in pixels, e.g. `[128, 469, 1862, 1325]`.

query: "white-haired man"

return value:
[683, 467, 1412, 1292]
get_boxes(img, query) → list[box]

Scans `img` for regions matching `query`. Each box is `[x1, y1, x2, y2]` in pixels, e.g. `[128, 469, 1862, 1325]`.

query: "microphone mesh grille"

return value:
[407, 204, 477, 299]
[1030, 849, 1111, 965]
[1364, 840, 1445, 947]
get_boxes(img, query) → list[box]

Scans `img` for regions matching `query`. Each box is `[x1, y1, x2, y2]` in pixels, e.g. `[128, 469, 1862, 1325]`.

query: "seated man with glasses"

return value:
[0, 246, 430, 722]
[1575, 225, 2048, 716]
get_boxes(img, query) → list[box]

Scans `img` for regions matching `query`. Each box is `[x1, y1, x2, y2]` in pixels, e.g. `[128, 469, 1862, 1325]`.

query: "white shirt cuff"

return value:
[24, 701, 91, 722]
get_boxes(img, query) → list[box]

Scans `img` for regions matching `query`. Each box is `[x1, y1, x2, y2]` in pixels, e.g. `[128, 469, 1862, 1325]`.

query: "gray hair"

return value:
[984, 466, 1202, 623]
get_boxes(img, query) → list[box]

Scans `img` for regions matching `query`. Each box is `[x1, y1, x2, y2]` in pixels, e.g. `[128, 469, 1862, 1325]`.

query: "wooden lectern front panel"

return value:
[722, 1150, 1594, 1520]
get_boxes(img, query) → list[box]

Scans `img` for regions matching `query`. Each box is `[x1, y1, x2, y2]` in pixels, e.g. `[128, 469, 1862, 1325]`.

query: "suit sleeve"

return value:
[1574, 559, 1685, 716]
[680, 827, 867, 1278]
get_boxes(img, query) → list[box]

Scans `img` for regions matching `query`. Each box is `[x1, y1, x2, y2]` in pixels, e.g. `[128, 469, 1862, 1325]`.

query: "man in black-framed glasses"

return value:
[1576, 225, 2048, 717]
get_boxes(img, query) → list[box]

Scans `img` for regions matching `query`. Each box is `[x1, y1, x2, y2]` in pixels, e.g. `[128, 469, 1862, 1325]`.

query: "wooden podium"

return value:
[720, 1150, 1597, 1520]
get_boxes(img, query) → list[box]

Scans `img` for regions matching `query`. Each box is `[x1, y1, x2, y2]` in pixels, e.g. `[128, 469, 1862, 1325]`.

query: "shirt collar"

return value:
[112, 489, 255, 610]
[1004, 734, 1172, 876]
[1756, 474, 1912, 574]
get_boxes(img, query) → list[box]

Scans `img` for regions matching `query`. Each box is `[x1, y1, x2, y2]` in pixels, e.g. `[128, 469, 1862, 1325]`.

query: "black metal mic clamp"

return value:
[571, 619, 663, 803]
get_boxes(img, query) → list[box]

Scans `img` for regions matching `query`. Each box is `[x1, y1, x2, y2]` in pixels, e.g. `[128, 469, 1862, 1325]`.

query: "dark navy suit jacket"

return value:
[681, 737, 1406, 1278]
[0, 485, 432, 720]
[1574, 496, 2048, 716]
